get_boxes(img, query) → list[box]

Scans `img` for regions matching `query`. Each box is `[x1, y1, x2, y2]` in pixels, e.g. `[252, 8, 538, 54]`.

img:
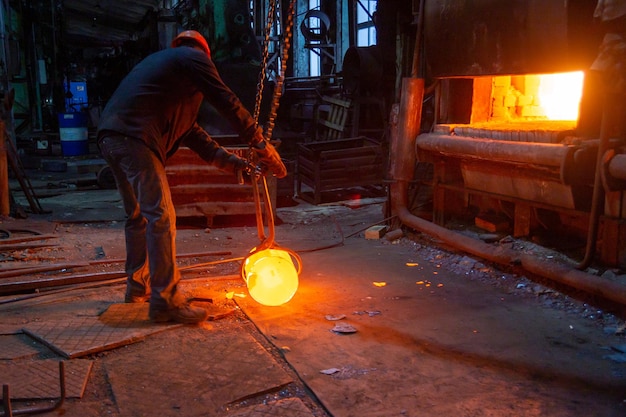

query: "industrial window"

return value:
[357, 0, 376, 46]
[308, 0, 321, 76]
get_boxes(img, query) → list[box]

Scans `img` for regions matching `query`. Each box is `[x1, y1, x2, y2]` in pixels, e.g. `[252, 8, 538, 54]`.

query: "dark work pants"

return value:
[98, 135, 182, 309]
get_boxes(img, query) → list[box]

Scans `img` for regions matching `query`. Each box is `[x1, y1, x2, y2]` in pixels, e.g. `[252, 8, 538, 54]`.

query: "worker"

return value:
[596, 0, 626, 136]
[577, 0, 626, 138]
[97, 30, 287, 324]
[592, 0, 626, 98]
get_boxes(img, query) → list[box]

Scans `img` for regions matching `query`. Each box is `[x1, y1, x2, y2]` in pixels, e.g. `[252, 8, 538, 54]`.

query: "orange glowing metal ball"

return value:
[242, 248, 299, 306]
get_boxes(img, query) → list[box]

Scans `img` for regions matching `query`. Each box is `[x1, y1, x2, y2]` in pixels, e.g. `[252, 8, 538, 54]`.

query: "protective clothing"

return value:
[253, 140, 287, 178]
[171, 30, 211, 57]
[98, 46, 257, 164]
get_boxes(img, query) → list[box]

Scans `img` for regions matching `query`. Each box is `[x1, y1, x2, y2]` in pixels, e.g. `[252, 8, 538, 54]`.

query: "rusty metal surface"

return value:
[416, 133, 570, 167]
[0, 359, 92, 399]
[22, 303, 181, 359]
[460, 160, 576, 209]
[104, 325, 294, 416]
[449, 121, 577, 144]
[415, 132, 592, 211]
[424, 0, 600, 77]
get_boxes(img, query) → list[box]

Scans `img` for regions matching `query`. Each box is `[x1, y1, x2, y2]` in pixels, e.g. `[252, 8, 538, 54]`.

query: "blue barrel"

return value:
[58, 112, 88, 156]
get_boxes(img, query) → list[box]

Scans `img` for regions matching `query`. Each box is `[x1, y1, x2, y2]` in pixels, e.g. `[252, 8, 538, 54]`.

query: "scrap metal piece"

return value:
[1, 361, 65, 417]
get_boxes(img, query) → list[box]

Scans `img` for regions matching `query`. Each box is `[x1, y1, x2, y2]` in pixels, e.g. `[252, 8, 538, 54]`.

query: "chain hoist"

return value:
[252, 0, 277, 125]
[247, 0, 296, 244]
[264, 0, 295, 141]
[252, 0, 296, 141]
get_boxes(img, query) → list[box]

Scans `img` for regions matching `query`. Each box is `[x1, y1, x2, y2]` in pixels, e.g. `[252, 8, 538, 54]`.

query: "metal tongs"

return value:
[240, 154, 301, 272]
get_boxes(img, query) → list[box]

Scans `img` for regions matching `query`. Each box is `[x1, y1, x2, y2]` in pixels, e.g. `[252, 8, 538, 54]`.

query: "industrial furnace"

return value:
[414, 0, 626, 268]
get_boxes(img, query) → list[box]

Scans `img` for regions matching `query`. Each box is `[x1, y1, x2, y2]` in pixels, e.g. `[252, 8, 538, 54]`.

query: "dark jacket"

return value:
[97, 46, 260, 166]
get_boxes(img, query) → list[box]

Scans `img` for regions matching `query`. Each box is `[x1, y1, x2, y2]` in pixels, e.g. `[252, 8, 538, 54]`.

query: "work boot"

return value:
[149, 302, 209, 324]
[124, 286, 151, 303]
[125, 293, 151, 303]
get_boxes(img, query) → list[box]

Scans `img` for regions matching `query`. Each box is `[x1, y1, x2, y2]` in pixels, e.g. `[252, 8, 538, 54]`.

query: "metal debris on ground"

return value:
[318, 365, 377, 379]
[353, 310, 381, 317]
[331, 323, 357, 334]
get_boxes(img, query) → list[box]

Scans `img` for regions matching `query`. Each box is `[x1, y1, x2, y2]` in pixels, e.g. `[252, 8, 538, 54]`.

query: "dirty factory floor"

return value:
[1, 157, 626, 417]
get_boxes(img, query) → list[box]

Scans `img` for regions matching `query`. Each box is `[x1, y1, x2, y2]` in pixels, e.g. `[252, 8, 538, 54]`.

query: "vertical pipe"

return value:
[577, 95, 614, 270]
[389, 77, 424, 183]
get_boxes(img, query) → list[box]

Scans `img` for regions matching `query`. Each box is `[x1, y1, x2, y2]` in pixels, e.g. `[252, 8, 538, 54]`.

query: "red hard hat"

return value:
[171, 30, 211, 57]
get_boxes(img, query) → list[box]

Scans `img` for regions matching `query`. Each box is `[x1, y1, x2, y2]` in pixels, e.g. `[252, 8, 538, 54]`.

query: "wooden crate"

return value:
[296, 137, 384, 204]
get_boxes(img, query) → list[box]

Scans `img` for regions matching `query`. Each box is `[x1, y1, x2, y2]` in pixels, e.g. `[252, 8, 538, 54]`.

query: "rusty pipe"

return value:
[521, 254, 626, 302]
[389, 78, 424, 182]
[416, 134, 570, 167]
[576, 97, 615, 270]
[388, 80, 626, 308]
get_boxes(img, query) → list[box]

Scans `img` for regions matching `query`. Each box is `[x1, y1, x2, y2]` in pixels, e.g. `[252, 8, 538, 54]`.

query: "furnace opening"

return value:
[485, 71, 584, 124]
[437, 71, 586, 144]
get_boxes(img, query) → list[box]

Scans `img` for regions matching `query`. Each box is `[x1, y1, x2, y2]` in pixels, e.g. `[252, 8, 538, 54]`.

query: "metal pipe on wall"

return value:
[576, 100, 614, 270]
[416, 134, 569, 167]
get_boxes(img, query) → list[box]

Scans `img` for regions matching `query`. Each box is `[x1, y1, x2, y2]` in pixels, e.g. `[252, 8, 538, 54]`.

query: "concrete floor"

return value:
[1, 165, 626, 416]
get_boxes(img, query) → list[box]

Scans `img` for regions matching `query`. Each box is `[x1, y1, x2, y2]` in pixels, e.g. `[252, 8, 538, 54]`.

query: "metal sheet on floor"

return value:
[0, 359, 92, 399]
[0, 333, 41, 359]
[22, 303, 181, 358]
[104, 326, 294, 415]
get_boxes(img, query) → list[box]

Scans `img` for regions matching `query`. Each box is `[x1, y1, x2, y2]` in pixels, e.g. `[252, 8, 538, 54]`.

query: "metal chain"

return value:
[264, 0, 295, 141]
[248, 0, 296, 242]
[253, 0, 277, 125]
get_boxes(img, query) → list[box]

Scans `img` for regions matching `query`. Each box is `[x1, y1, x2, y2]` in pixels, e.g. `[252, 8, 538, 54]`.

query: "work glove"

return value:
[231, 155, 253, 185]
[252, 140, 287, 178]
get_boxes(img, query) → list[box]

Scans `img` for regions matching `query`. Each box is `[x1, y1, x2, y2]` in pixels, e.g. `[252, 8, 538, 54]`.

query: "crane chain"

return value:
[264, 0, 295, 141]
[252, 0, 296, 142]
[253, 0, 277, 125]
